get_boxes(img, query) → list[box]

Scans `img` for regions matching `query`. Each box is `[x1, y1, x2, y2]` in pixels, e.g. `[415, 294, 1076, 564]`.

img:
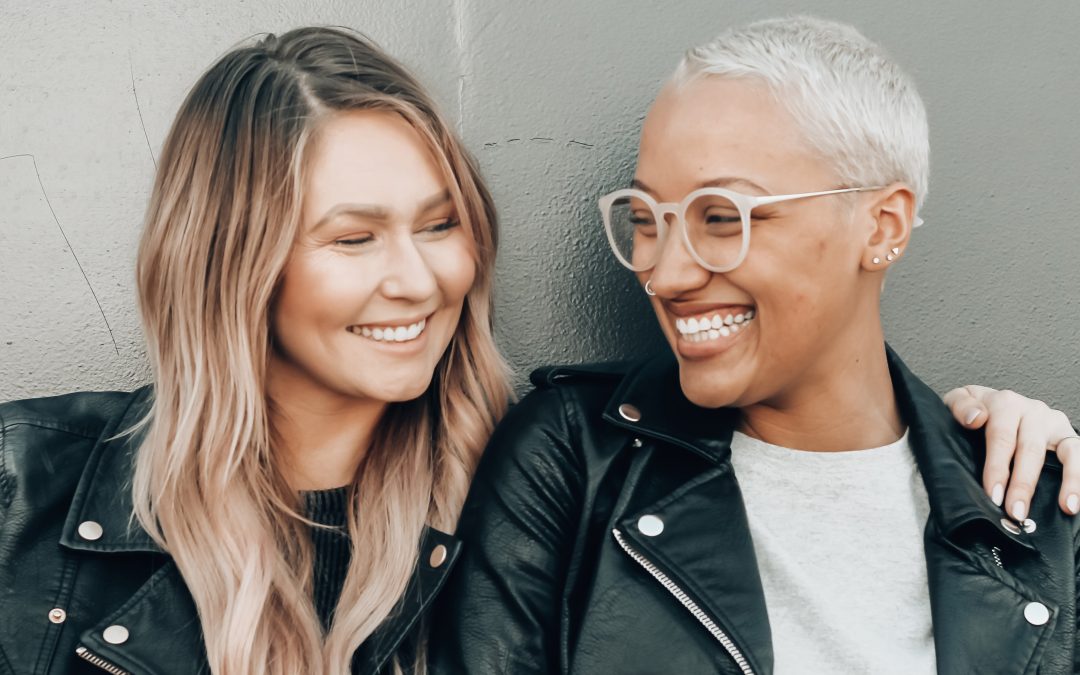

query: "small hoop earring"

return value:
[645, 280, 656, 296]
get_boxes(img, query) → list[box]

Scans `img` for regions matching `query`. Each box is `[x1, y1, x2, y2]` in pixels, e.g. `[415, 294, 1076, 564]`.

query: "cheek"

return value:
[274, 254, 379, 332]
[428, 238, 478, 302]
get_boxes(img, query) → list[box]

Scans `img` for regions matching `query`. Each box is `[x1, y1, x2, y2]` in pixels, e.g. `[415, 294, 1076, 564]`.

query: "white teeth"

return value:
[676, 312, 754, 341]
[353, 318, 427, 343]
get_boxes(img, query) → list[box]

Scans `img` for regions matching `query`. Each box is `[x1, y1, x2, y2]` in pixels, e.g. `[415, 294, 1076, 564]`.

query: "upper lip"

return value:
[351, 312, 433, 328]
[662, 302, 755, 317]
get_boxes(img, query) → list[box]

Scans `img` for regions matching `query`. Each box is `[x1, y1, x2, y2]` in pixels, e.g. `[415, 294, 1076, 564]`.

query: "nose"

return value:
[647, 212, 712, 296]
[379, 234, 439, 301]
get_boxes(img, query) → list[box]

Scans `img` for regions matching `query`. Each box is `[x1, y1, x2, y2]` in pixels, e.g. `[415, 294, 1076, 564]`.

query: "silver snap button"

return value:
[1022, 518, 1037, 534]
[618, 404, 642, 423]
[631, 438, 643, 448]
[429, 544, 448, 568]
[1000, 518, 1021, 535]
[103, 625, 130, 645]
[48, 608, 66, 624]
[1024, 602, 1050, 626]
[77, 521, 103, 541]
[637, 514, 664, 537]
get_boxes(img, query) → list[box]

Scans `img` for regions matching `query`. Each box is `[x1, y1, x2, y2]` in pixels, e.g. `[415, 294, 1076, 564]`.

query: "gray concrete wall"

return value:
[2, 1, 1078, 416]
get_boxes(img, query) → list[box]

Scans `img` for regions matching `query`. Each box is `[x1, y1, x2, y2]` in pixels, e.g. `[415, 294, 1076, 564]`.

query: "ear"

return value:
[859, 183, 916, 271]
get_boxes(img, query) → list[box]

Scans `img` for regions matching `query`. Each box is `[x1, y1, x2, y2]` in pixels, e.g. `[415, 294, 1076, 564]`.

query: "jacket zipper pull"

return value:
[75, 646, 132, 675]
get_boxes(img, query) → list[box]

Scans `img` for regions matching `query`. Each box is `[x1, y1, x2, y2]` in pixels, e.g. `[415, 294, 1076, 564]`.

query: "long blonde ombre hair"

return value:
[132, 27, 510, 674]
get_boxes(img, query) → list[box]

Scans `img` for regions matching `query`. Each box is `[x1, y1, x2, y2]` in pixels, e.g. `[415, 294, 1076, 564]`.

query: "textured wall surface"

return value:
[2, 1, 1079, 415]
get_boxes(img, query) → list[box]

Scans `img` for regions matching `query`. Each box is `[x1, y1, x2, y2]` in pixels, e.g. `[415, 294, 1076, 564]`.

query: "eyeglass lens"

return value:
[605, 193, 746, 270]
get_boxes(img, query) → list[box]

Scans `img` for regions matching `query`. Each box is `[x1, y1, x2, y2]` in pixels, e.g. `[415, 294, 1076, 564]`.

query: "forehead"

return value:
[303, 110, 447, 216]
[636, 77, 825, 195]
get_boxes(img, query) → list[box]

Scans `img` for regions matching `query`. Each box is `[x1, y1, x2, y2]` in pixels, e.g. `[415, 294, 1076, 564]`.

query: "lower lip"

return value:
[673, 319, 754, 360]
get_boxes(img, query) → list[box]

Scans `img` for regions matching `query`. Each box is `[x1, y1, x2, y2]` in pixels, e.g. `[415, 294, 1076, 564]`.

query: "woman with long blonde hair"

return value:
[0, 27, 507, 674]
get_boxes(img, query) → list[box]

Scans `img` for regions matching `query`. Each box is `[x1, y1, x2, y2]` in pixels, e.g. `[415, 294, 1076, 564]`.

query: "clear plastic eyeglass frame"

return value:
[598, 185, 920, 273]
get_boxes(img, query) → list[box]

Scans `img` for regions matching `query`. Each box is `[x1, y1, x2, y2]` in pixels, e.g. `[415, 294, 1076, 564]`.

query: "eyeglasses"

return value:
[598, 185, 913, 273]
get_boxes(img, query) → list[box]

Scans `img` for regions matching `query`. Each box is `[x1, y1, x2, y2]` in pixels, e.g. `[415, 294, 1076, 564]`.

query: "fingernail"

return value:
[1011, 501, 1027, 521]
[1068, 494, 1079, 515]
[964, 408, 981, 426]
[991, 483, 1004, 507]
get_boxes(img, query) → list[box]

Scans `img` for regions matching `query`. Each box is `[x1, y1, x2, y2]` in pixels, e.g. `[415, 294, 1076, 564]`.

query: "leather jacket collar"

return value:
[57, 387, 461, 675]
[600, 344, 1039, 552]
[586, 344, 1061, 674]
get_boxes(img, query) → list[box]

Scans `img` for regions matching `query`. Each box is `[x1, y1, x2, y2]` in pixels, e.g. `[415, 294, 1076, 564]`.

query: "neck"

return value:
[267, 354, 387, 491]
[739, 326, 904, 453]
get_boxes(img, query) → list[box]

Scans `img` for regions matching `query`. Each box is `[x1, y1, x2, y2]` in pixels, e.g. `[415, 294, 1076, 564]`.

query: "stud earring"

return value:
[891, 247, 901, 255]
[872, 257, 881, 264]
[886, 254, 895, 262]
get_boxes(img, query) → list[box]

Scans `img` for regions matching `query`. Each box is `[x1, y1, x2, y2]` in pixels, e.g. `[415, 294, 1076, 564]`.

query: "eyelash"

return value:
[334, 219, 460, 247]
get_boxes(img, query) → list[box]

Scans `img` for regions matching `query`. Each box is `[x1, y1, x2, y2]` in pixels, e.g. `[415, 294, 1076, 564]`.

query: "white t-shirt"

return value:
[728, 429, 935, 675]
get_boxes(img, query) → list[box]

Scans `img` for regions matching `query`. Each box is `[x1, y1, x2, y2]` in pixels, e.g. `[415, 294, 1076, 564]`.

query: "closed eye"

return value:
[421, 218, 461, 235]
[335, 234, 375, 246]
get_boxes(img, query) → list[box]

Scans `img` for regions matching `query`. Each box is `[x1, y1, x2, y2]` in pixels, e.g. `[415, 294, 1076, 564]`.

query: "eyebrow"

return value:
[631, 177, 770, 196]
[311, 189, 452, 231]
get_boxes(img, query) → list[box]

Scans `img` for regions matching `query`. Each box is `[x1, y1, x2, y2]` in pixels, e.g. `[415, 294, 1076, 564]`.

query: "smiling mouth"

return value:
[675, 309, 756, 343]
[348, 317, 428, 343]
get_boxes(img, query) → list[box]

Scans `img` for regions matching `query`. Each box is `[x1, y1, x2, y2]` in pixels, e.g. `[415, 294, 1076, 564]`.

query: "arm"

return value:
[429, 386, 583, 675]
[945, 385, 1079, 517]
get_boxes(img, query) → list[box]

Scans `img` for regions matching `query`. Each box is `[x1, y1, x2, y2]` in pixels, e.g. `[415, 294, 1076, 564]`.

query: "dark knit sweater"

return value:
[303, 486, 352, 631]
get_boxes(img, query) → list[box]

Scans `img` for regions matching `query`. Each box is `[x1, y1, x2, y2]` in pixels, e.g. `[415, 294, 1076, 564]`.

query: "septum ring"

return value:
[645, 280, 656, 296]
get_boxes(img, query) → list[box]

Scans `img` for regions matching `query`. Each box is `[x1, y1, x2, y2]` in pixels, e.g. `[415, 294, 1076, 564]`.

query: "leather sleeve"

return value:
[1074, 524, 1080, 671]
[429, 385, 585, 675]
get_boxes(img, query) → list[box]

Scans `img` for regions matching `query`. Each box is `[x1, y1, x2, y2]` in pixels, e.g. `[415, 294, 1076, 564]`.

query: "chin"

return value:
[367, 376, 436, 404]
[677, 365, 746, 410]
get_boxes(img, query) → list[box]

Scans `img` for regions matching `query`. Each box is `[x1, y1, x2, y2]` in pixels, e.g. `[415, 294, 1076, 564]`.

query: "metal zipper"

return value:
[75, 646, 132, 675]
[990, 545, 1004, 569]
[612, 529, 754, 675]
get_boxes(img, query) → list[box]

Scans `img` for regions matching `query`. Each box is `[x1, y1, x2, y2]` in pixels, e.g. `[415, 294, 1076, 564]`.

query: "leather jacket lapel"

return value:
[888, 348, 1036, 550]
[77, 562, 206, 675]
[614, 463, 773, 674]
[925, 534, 1058, 674]
[59, 386, 161, 555]
[352, 530, 463, 674]
[888, 346, 1061, 673]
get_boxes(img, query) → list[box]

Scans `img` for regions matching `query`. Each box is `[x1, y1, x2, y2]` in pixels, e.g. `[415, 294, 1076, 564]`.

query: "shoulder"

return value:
[499, 360, 631, 442]
[0, 389, 142, 438]
[475, 361, 634, 483]
[0, 388, 149, 498]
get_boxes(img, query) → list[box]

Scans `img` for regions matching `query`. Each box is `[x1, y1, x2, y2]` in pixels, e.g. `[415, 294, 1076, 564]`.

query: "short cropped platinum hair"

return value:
[673, 15, 930, 214]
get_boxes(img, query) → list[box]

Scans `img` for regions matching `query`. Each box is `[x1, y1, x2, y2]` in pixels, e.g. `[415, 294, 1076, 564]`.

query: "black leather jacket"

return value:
[0, 387, 460, 675]
[430, 348, 1080, 674]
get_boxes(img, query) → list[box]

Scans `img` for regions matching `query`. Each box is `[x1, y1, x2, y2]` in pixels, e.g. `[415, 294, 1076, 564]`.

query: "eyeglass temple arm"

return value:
[751, 186, 924, 227]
